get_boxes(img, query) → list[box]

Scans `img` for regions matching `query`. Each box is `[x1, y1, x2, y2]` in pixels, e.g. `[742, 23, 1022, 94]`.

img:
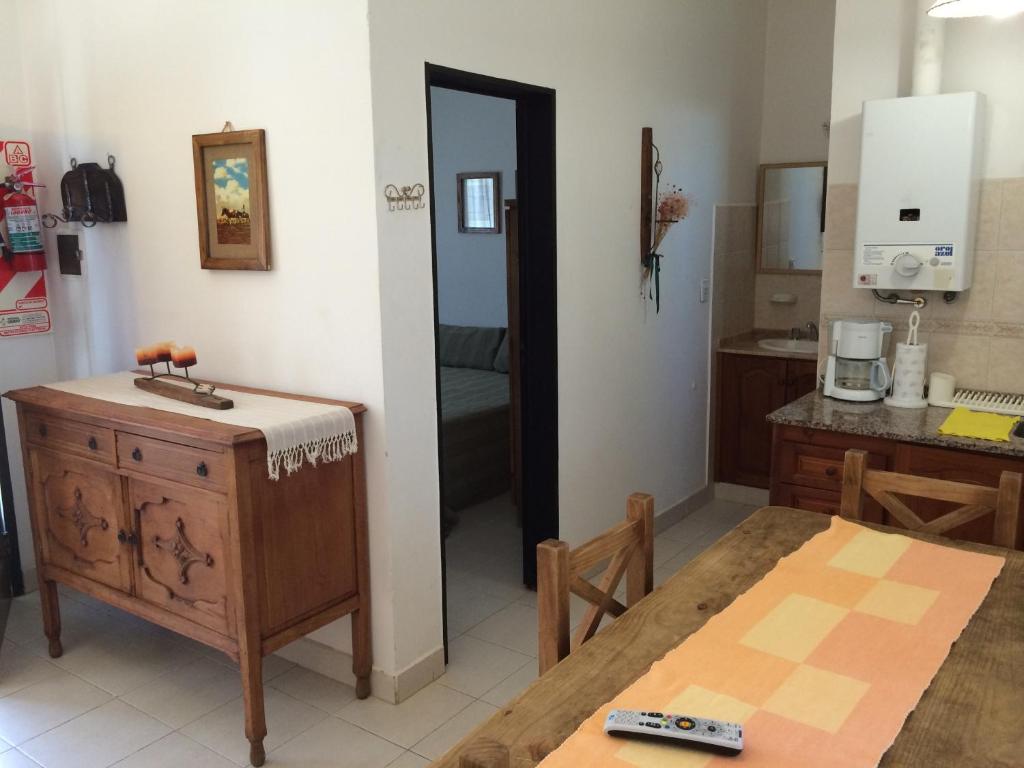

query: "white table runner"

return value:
[44, 372, 357, 480]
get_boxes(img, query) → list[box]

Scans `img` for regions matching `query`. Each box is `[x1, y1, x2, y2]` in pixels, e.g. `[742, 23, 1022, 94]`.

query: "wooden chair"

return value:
[840, 449, 1022, 548]
[536, 493, 654, 675]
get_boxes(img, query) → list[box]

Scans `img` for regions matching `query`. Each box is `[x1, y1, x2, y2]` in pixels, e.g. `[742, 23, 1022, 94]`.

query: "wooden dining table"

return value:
[435, 506, 1024, 768]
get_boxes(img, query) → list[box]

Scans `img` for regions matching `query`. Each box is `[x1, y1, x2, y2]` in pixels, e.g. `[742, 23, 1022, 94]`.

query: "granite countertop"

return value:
[718, 330, 818, 361]
[769, 390, 1024, 459]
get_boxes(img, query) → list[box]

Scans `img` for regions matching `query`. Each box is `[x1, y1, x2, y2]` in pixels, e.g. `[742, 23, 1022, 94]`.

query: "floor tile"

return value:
[338, 681, 473, 749]
[652, 534, 689, 567]
[479, 661, 538, 707]
[181, 688, 327, 766]
[268, 665, 357, 714]
[437, 635, 532, 698]
[0, 737, 8, 755]
[20, 700, 169, 768]
[411, 700, 498, 761]
[0, 672, 111, 746]
[386, 752, 430, 768]
[35, 627, 198, 696]
[0, 751, 41, 768]
[445, 591, 510, 637]
[120, 656, 241, 729]
[208, 652, 296, 683]
[466, 603, 538, 657]
[110, 732, 237, 768]
[0, 642, 61, 699]
[268, 716, 403, 767]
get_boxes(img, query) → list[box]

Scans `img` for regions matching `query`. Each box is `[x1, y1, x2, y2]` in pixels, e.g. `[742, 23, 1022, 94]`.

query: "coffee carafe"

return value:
[823, 320, 892, 402]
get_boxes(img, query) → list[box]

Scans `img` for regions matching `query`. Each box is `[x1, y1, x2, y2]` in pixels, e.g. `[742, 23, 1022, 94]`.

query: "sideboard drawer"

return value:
[26, 412, 115, 465]
[775, 441, 888, 492]
[117, 432, 227, 492]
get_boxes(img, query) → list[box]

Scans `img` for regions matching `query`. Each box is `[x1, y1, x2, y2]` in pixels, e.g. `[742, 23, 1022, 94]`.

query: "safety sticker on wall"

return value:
[1, 139, 51, 337]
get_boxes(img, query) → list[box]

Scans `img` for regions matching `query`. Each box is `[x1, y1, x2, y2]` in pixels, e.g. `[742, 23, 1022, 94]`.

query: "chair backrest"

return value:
[536, 492, 654, 675]
[840, 449, 1022, 548]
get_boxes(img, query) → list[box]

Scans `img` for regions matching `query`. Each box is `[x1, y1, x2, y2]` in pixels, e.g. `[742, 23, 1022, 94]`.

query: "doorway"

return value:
[425, 65, 557, 654]
[0, 405, 25, 639]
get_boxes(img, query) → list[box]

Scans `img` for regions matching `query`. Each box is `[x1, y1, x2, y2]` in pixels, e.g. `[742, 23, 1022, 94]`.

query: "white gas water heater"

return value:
[853, 91, 985, 292]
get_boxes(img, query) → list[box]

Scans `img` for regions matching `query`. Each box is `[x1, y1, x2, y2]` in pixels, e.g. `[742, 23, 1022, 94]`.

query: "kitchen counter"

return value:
[769, 390, 1024, 459]
[718, 330, 818, 360]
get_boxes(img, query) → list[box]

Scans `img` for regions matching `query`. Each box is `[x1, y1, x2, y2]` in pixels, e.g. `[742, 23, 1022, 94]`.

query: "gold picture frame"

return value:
[192, 129, 271, 270]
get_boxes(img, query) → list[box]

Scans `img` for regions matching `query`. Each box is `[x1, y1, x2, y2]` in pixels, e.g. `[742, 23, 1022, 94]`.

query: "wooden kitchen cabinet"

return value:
[771, 423, 1024, 549]
[6, 383, 371, 767]
[716, 354, 819, 488]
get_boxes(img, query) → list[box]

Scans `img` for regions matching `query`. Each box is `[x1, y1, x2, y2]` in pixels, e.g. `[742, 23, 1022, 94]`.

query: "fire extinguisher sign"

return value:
[1, 139, 51, 337]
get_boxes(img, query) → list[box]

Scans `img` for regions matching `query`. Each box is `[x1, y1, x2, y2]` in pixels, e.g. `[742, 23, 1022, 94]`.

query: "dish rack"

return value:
[930, 388, 1024, 417]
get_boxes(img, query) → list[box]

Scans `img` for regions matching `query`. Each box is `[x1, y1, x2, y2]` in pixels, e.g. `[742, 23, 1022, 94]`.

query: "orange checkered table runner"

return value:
[539, 516, 1005, 768]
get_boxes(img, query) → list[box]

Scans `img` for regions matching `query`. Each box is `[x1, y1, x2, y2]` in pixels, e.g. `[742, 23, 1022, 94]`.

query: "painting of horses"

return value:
[192, 128, 270, 270]
[212, 158, 251, 245]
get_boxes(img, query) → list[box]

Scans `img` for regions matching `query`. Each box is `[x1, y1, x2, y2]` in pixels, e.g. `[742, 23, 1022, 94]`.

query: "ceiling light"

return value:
[928, 0, 1024, 17]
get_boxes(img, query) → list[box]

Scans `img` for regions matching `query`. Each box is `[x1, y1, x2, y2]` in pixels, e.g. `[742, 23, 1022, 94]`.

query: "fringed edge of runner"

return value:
[266, 429, 359, 481]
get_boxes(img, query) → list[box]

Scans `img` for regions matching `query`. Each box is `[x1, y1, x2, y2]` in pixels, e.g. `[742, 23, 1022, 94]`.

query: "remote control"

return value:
[603, 709, 743, 756]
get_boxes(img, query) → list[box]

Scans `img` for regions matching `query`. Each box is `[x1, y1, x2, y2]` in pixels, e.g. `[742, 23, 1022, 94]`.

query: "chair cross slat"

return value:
[537, 493, 654, 675]
[572, 542, 635, 648]
[841, 449, 1022, 549]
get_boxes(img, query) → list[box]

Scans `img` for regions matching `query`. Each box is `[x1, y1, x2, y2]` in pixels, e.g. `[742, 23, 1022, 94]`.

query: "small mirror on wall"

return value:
[756, 162, 826, 274]
[457, 171, 501, 234]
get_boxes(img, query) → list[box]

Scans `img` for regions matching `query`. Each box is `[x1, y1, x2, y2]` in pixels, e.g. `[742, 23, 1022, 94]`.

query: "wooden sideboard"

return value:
[771, 423, 1024, 550]
[3, 383, 371, 767]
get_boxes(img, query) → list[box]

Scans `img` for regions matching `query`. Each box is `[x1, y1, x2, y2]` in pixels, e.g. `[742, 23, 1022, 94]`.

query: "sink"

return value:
[757, 338, 818, 354]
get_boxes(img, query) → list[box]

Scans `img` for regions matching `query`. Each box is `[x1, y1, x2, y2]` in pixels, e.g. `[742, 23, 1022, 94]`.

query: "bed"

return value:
[438, 325, 511, 511]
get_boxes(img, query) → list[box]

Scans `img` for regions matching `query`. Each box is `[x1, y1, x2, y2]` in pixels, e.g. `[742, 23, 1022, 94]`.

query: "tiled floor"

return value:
[0, 497, 754, 767]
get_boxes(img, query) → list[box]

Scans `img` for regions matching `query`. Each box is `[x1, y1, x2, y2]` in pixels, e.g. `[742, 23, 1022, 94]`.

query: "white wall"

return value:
[368, 0, 767, 675]
[760, 0, 836, 163]
[10, 0, 402, 678]
[942, 13, 1024, 178]
[0, 16, 59, 578]
[430, 88, 516, 328]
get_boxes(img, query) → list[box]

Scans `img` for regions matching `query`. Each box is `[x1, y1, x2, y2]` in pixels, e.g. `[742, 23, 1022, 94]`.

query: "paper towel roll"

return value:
[928, 372, 955, 405]
[885, 342, 929, 409]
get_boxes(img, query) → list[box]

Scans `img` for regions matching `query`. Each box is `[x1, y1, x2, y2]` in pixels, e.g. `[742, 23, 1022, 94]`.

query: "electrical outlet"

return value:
[699, 278, 710, 303]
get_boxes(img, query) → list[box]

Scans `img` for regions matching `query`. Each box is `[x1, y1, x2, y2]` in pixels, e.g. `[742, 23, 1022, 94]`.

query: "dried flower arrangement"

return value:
[643, 183, 692, 312]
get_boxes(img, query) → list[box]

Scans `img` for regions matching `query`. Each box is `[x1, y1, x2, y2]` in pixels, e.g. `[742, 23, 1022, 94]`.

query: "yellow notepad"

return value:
[937, 407, 1019, 442]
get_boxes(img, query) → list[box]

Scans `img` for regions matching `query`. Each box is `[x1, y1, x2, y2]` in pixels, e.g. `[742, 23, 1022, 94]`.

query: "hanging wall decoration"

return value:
[384, 183, 426, 211]
[192, 125, 271, 271]
[640, 127, 690, 313]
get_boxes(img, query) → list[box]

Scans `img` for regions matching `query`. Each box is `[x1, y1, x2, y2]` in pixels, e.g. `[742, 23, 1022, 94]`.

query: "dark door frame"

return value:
[0, 404, 26, 597]
[424, 63, 558, 650]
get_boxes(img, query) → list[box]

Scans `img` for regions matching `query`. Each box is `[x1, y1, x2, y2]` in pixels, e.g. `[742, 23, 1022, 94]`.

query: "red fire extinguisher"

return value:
[1, 166, 47, 272]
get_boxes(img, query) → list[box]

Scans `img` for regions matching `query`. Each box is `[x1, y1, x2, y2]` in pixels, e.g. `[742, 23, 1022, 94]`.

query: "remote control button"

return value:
[676, 717, 696, 730]
[648, 712, 663, 718]
[707, 725, 717, 732]
[648, 723, 661, 729]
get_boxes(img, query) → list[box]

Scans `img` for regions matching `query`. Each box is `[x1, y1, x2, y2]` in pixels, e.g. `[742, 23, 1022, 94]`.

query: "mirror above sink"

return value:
[756, 162, 826, 274]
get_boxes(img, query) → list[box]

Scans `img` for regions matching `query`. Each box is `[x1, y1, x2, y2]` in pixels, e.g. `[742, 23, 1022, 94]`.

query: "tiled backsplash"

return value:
[712, 204, 822, 342]
[819, 178, 1024, 391]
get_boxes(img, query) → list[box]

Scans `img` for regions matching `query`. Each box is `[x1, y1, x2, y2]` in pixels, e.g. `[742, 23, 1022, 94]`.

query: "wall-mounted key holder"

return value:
[42, 155, 127, 228]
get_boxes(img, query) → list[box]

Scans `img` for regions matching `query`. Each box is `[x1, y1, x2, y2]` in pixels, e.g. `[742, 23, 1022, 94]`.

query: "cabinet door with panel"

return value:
[895, 445, 1024, 546]
[129, 479, 234, 637]
[786, 359, 820, 402]
[31, 449, 133, 592]
[717, 354, 788, 488]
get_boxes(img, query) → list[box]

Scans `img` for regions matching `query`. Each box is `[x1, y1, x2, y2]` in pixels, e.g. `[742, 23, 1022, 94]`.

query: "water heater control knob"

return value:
[893, 251, 923, 277]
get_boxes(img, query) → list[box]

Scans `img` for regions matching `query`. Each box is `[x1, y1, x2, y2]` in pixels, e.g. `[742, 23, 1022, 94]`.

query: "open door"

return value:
[505, 199, 523, 510]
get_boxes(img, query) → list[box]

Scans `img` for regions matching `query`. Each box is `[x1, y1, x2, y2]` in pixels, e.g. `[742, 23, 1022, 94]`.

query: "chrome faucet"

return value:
[805, 321, 819, 341]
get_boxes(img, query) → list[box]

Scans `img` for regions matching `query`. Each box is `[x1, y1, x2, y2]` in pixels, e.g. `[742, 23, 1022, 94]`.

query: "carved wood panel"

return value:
[32, 449, 132, 592]
[129, 478, 233, 637]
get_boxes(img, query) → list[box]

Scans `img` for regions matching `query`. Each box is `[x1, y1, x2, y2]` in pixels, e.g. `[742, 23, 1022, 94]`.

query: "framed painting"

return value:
[192, 129, 271, 270]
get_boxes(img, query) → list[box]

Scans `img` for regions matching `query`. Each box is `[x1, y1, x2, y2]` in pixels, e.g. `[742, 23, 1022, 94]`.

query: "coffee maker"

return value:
[823, 319, 892, 402]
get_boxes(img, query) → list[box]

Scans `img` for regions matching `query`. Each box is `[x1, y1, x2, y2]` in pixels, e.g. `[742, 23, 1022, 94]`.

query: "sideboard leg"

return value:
[240, 649, 266, 767]
[352, 605, 372, 699]
[39, 579, 63, 658]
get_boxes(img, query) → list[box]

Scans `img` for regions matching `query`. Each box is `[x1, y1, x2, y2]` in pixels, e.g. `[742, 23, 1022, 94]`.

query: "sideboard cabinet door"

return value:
[129, 479, 234, 638]
[31, 449, 133, 592]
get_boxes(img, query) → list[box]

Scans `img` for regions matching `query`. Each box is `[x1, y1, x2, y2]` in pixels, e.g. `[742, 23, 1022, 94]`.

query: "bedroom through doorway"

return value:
[425, 65, 558, 670]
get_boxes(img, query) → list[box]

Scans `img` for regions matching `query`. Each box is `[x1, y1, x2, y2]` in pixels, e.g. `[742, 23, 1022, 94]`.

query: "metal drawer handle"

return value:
[196, 461, 208, 478]
[38, 424, 48, 438]
[825, 466, 838, 477]
[131, 447, 143, 462]
[88, 436, 98, 451]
